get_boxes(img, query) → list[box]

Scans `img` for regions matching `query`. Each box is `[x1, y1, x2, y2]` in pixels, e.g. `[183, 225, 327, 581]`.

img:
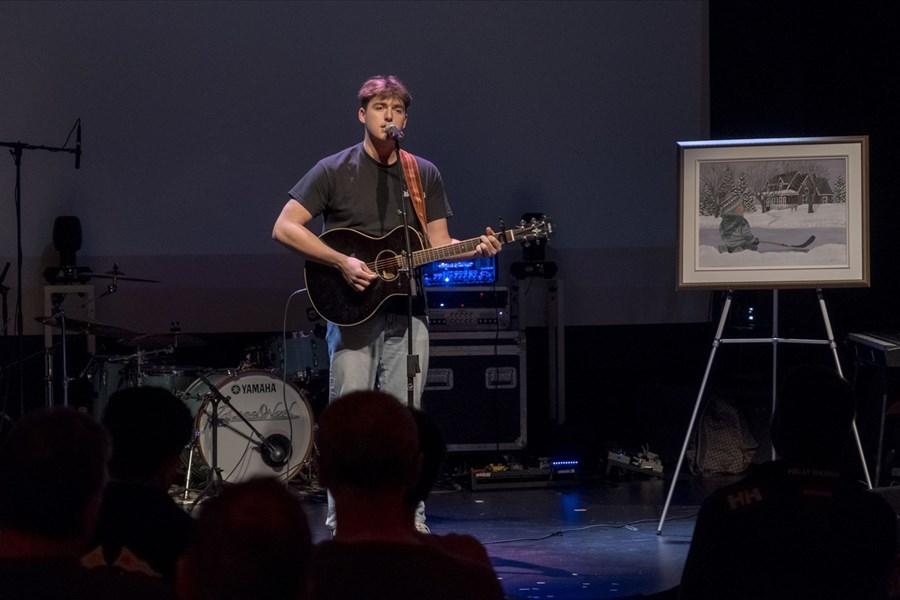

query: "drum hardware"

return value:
[110, 347, 176, 387]
[182, 434, 200, 503]
[268, 330, 329, 382]
[80, 262, 161, 284]
[119, 331, 207, 350]
[37, 263, 158, 408]
[238, 345, 266, 371]
[189, 372, 228, 509]
[85, 348, 196, 420]
[120, 333, 207, 350]
[36, 315, 139, 340]
[36, 280, 136, 408]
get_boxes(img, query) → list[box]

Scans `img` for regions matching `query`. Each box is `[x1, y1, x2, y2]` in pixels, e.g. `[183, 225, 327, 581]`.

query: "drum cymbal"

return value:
[35, 315, 139, 339]
[82, 271, 160, 283]
[82, 262, 160, 283]
[119, 332, 208, 349]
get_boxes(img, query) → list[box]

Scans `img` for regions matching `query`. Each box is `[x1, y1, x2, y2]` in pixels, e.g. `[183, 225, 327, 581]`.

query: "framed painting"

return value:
[677, 136, 869, 289]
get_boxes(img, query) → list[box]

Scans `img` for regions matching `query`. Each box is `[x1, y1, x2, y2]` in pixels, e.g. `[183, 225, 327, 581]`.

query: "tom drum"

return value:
[90, 360, 201, 421]
[267, 331, 329, 381]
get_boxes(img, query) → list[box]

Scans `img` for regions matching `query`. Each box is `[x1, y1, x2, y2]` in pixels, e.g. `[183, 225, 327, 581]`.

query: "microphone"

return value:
[74, 119, 82, 170]
[260, 433, 291, 468]
[385, 123, 404, 142]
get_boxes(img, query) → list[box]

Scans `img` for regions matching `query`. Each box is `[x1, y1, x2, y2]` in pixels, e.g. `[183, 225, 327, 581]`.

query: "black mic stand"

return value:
[1, 122, 81, 416]
[190, 373, 225, 510]
[0, 262, 12, 427]
[390, 133, 420, 408]
[0, 262, 9, 338]
[189, 372, 291, 510]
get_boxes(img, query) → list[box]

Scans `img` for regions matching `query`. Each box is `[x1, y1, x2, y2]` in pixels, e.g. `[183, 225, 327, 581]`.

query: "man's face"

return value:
[359, 94, 408, 141]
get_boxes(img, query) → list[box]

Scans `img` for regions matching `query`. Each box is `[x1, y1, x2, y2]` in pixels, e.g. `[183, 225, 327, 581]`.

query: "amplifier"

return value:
[426, 286, 510, 332]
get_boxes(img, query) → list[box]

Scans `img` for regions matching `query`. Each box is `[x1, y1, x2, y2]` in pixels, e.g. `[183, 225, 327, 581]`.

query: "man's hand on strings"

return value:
[340, 256, 378, 291]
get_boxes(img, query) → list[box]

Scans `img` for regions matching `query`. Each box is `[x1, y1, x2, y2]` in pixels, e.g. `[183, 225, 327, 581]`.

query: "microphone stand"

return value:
[390, 132, 420, 408]
[0, 262, 11, 426]
[0, 262, 10, 338]
[2, 124, 80, 416]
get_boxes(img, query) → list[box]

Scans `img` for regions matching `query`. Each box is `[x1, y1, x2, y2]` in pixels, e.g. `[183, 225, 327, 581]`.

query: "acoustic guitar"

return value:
[304, 217, 553, 326]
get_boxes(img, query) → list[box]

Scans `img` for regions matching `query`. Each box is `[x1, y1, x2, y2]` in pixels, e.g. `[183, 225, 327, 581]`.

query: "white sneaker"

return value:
[415, 521, 431, 534]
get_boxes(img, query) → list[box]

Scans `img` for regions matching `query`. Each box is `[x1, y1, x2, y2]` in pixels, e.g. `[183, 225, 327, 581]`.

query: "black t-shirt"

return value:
[0, 556, 176, 600]
[310, 539, 504, 600]
[89, 481, 194, 584]
[679, 460, 898, 600]
[289, 142, 452, 238]
[290, 143, 452, 315]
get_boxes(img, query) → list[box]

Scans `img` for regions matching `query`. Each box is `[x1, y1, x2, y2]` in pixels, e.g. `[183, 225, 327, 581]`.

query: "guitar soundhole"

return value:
[375, 250, 400, 281]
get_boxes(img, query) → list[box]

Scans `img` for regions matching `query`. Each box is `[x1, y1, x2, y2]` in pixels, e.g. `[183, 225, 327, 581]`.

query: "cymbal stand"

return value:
[188, 372, 290, 511]
[45, 279, 120, 408]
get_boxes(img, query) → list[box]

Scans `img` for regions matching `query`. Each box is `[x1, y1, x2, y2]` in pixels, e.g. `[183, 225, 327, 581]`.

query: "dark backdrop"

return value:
[554, 1, 900, 471]
[0, 0, 709, 336]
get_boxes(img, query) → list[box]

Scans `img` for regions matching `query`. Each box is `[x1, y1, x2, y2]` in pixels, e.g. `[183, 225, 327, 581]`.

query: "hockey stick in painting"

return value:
[758, 234, 816, 249]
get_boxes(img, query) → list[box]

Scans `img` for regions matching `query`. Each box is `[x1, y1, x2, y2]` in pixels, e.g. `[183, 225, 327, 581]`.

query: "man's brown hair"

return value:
[358, 75, 412, 110]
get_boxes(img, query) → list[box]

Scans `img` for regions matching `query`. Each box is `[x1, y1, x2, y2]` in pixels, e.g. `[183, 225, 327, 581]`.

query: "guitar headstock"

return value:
[512, 215, 553, 246]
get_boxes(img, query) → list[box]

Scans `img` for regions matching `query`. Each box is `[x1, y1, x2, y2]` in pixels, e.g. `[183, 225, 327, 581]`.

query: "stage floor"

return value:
[289, 473, 731, 600]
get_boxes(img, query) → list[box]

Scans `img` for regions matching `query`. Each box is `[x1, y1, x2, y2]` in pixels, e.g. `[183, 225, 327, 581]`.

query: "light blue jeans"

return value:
[324, 311, 429, 531]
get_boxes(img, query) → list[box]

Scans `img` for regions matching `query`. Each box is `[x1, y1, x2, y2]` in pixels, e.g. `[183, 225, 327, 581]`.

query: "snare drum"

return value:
[190, 370, 314, 484]
[267, 332, 329, 381]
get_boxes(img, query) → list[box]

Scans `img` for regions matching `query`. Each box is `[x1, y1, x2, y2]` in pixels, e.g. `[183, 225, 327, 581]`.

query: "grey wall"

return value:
[0, 1, 709, 335]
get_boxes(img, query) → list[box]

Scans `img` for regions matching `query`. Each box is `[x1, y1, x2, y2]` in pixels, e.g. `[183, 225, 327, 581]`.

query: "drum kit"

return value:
[98, 332, 321, 498]
[37, 268, 326, 497]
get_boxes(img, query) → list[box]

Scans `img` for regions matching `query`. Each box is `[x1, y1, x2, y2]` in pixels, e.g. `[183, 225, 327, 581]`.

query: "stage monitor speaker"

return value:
[422, 342, 526, 452]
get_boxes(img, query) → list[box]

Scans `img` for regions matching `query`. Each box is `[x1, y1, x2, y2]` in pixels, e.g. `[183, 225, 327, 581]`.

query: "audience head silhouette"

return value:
[772, 364, 856, 468]
[177, 477, 312, 600]
[86, 385, 196, 583]
[311, 391, 506, 599]
[317, 390, 421, 495]
[102, 386, 194, 483]
[679, 363, 898, 600]
[0, 408, 109, 544]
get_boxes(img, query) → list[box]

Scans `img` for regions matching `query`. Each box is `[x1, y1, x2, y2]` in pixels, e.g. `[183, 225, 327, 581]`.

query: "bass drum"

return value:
[188, 370, 314, 484]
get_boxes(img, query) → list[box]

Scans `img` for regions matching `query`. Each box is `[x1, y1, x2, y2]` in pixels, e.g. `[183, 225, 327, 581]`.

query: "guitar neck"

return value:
[411, 229, 518, 268]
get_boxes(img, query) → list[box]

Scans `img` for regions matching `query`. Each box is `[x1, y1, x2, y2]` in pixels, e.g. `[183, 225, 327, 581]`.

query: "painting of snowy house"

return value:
[677, 137, 869, 289]
[763, 171, 836, 212]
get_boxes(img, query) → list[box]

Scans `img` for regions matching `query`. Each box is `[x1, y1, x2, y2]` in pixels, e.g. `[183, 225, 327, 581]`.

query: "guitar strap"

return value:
[399, 150, 430, 247]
